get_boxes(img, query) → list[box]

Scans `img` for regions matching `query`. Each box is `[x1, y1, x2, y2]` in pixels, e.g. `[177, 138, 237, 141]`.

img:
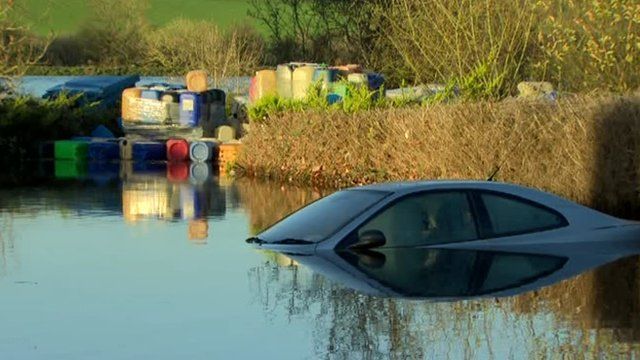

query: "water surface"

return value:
[1, 164, 639, 359]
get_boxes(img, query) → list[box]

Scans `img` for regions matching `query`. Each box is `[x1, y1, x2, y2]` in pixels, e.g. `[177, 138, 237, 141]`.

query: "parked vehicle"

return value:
[247, 181, 640, 298]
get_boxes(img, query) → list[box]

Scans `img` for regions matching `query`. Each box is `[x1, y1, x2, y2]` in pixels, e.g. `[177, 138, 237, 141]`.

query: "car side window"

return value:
[357, 191, 478, 247]
[479, 192, 566, 237]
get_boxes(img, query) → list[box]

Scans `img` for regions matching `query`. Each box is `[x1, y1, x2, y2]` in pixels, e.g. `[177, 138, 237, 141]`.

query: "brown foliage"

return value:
[238, 95, 640, 214]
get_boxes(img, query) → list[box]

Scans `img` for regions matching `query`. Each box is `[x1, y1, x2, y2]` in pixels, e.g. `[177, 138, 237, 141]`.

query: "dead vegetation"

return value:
[238, 94, 640, 215]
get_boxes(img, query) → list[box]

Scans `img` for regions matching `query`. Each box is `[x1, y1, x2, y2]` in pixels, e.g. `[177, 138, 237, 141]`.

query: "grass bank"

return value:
[20, 0, 255, 35]
[237, 94, 640, 216]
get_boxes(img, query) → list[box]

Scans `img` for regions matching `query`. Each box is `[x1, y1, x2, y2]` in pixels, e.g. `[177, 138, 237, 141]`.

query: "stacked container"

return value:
[179, 92, 203, 127]
[292, 66, 317, 100]
[131, 141, 167, 162]
[249, 70, 277, 103]
[276, 64, 295, 99]
[121, 71, 226, 140]
[88, 141, 120, 161]
[166, 139, 190, 162]
[189, 140, 218, 163]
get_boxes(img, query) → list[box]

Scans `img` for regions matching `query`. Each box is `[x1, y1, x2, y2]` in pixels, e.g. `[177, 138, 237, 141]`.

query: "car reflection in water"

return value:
[248, 181, 640, 300]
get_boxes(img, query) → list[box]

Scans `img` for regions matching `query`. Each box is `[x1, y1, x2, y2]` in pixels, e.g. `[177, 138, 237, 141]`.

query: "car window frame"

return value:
[257, 188, 393, 244]
[469, 190, 569, 239]
[336, 189, 481, 249]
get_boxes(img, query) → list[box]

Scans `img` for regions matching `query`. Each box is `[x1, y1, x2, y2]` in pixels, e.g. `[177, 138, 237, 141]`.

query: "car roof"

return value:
[348, 180, 625, 228]
[352, 180, 532, 194]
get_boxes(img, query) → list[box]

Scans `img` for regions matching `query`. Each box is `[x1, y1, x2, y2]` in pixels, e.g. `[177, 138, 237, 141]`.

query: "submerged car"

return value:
[247, 181, 640, 298]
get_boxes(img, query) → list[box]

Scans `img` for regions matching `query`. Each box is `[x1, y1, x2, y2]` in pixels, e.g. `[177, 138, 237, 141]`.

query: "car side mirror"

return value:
[350, 230, 386, 250]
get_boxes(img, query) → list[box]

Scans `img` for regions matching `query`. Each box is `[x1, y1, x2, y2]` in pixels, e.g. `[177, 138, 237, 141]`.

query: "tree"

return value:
[0, 0, 48, 92]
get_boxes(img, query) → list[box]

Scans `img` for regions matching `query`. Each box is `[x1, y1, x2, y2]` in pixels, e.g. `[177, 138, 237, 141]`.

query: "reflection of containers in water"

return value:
[119, 139, 133, 160]
[189, 140, 218, 162]
[313, 68, 339, 91]
[167, 161, 190, 183]
[132, 141, 166, 161]
[179, 92, 203, 127]
[88, 141, 120, 161]
[132, 161, 166, 175]
[55, 160, 88, 179]
[87, 162, 120, 184]
[166, 139, 190, 162]
[276, 64, 295, 99]
[122, 182, 172, 223]
[190, 162, 211, 184]
[120, 160, 166, 181]
[122, 88, 143, 121]
[249, 70, 277, 103]
[55, 140, 89, 160]
[180, 184, 197, 220]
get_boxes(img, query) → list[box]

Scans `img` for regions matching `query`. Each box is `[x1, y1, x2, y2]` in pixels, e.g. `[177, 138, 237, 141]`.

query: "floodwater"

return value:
[16, 76, 251, 97]
[1, 163, 640, 359]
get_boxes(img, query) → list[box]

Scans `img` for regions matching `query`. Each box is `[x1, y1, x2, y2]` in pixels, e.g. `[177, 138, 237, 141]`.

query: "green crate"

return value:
[55, 160, 88, 179]
[54, 140, 89, 160]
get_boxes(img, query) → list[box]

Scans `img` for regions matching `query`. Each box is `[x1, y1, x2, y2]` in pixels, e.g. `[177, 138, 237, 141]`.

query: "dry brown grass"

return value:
[238, 94, 640, 215]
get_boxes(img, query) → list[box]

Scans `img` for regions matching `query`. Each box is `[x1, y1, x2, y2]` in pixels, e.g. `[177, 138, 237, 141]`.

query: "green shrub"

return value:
[0, 95, 120, 160]
[248, 82, 395, 121]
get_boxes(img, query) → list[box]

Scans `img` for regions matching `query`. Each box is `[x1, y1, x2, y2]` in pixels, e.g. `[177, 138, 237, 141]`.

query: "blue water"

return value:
[17, 76, 251, 97]
[0, 164, 638, 359]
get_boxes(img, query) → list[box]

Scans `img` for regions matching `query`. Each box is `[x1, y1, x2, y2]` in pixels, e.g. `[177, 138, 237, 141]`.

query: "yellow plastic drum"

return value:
[186, 70, 209, 92]
[292, 66, 316, 100]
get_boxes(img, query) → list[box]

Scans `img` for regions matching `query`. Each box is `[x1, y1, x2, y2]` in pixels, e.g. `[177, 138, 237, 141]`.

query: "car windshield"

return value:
[257, 189, 390, 244]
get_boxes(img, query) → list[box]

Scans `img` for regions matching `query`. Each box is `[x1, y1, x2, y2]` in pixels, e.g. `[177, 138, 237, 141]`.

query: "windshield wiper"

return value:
[246, 237, 266, 244]
[271, 238, 314, 245]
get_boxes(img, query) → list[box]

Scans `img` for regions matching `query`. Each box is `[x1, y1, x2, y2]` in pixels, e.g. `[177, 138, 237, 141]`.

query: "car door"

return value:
[337, 190, 481, 249]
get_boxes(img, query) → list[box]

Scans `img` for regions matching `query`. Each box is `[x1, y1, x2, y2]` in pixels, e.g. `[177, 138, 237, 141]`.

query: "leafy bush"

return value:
[0, 95, 120, 160]
[145, 20, 264, 83]
[76, 0, 150, 67]
[382, 0, 535, 99]
[532, 0, 640, 92]
[248, 82, 393, 122]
